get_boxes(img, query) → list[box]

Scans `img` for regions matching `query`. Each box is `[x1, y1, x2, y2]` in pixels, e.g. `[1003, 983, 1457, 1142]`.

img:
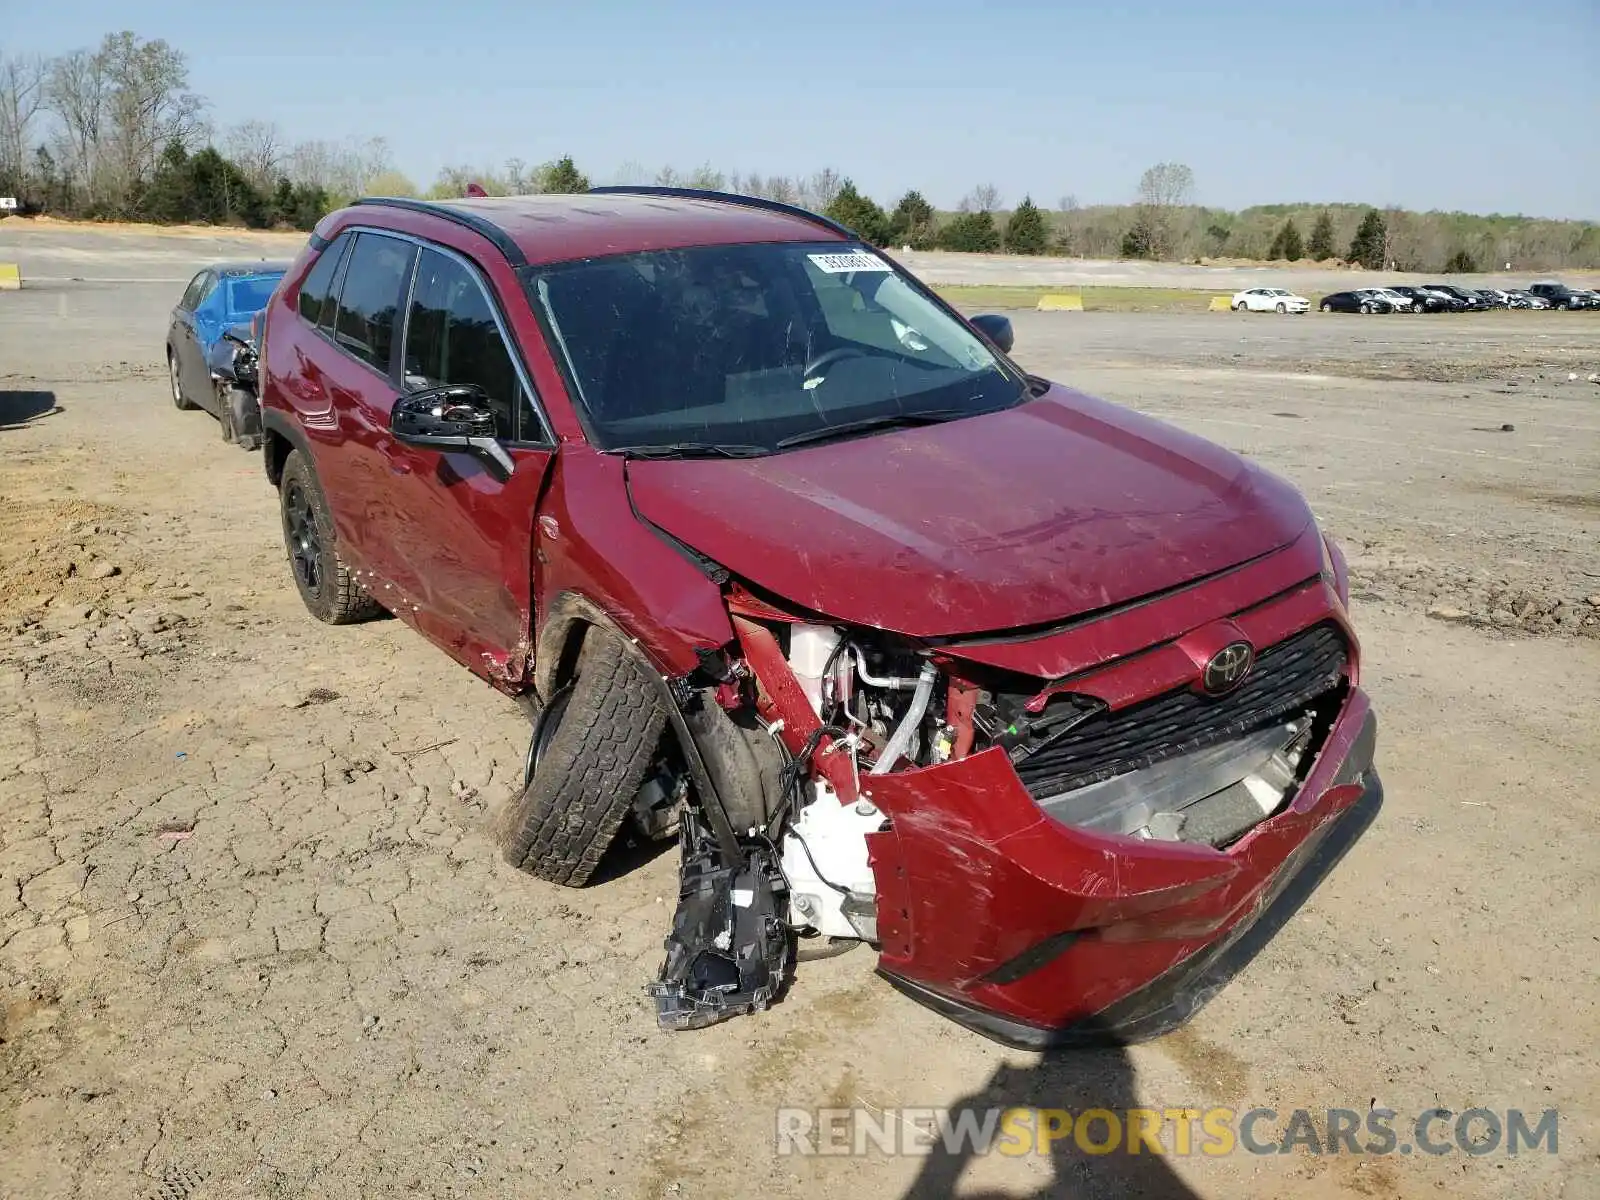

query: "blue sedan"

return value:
[166, 260, 288, 439]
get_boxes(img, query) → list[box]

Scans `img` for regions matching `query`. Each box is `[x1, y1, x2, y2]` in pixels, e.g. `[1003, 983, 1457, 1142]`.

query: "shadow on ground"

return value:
[0, 390, 61, 428]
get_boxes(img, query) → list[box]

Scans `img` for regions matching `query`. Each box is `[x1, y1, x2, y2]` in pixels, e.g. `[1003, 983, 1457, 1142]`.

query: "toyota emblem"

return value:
[1202, 641, 1255, 695]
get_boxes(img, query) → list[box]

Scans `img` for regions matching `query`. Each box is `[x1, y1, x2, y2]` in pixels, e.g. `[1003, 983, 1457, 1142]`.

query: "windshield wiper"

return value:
[775, 409, 973, 451]
[608, 442, 769, 459]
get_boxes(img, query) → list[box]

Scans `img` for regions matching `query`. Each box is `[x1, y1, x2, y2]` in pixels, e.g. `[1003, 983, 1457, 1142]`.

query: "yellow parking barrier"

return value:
[1036, 293, 1083, 312]
[0, 263, 20, 291]
[1208, 295, 1233, 312]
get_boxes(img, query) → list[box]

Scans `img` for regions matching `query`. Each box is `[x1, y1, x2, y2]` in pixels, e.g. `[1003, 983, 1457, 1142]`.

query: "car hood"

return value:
[625, 385, 1314, 639]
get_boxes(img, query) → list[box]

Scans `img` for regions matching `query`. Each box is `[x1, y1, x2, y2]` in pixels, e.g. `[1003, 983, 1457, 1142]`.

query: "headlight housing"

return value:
[1320, 532, 1350, 609]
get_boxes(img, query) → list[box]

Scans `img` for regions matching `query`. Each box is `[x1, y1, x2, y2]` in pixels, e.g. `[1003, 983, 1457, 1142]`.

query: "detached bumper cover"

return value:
[864, 687, 1380, 1046]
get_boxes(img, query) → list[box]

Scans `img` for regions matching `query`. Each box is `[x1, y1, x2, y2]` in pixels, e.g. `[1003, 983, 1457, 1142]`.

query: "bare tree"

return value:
[654, 165, 680, 187]
[1057, 193, 1079, 213]
[764, 175, 798, 205]
[44, 48, 108, 199]
[960, 182, 998, 212]
[0, 52, 48, 189]
[223, 119, 283, 188]
[1137, 162, 1194, 210]
[686, 162, 724, 190]
[608, 159, 648, 186]
[806, 167, 842, 210]
[98, 32, 207, 195]
[1131, 161, 1195, 259]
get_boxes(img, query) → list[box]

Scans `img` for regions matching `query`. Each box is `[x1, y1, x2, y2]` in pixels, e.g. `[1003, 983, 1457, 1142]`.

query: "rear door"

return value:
[303, 230, 418, 576]
[173, 270, 216, 399]
[381, 243, 556, 685]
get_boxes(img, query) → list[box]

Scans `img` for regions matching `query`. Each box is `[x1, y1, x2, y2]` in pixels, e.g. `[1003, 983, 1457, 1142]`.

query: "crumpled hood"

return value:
[625, 385, 1313, 638]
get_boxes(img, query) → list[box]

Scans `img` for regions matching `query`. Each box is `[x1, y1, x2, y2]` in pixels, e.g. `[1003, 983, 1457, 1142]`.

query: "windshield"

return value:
[226, 274, 283, 315]
[524, 242, 1024, 454]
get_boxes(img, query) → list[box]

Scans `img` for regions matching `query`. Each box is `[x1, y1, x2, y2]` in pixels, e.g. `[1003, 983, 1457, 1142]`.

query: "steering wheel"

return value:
[802, 346, 869, 382]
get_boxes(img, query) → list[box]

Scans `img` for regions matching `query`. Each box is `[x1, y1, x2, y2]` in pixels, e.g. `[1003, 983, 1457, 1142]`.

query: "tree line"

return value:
[3, 33, 1596, 270]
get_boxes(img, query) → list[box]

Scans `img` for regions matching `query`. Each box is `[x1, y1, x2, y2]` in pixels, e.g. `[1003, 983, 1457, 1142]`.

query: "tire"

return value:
[1320, 302, 1332, 313]
[1232, 300, 1246, 312]
[218, 391, 236, 443]
[278, 449, 384, 625]
[496, 628, 668, 886]
[1276, 302, 1287, 314]
[1360, 303, 1373, 314]
[168, 349, 196, 411]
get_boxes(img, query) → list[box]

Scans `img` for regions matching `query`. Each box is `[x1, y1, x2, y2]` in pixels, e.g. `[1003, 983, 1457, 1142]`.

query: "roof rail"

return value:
[587, 186, 854, 240]
[353, 196, 528, 267]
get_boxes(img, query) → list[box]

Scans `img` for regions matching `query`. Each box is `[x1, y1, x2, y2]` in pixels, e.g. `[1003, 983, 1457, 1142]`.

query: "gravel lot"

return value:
[2, 224, 1598, 1200]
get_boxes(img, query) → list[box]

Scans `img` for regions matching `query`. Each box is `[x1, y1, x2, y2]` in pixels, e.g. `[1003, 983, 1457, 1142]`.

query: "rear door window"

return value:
[402, 247, 537, 441]
[297, 232, 351, 327]
[330, 232, 417, 375]
[179, 271, 210, 311]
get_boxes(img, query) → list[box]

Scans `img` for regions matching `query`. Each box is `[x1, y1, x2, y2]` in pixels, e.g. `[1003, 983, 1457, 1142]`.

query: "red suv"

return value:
[257, 189, 1381, 1046]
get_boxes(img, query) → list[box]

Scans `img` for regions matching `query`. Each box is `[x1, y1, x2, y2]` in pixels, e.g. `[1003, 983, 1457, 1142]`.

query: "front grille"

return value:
[1013, 623, 1349, 800]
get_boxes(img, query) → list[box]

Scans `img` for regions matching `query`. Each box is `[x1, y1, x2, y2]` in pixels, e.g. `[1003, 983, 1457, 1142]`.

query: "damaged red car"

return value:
[256, 188, 1381, 1047]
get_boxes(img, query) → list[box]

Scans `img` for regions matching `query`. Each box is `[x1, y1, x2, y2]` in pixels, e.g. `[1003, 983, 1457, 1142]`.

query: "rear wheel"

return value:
[496, 628, 669, 886]
[168, 349, 196, 411]
[278, 450, 384, 625]
[1320, 302, 1332, 313]
[1232, 300, 1246, 312]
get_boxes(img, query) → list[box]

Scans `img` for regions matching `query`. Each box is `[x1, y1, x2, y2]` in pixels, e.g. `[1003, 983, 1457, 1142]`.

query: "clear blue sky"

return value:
[12, 0, 1600, 218]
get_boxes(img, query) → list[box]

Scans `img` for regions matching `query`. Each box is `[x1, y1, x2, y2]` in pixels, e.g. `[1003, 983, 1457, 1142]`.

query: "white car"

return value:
[1371, 287, 1415, 311]
[1231, 287, 1310, 314]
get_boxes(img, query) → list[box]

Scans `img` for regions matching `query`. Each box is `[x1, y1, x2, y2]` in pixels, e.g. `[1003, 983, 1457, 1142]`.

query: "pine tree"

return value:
[1267, 219, 1304, 261]
[888, 190, 936, 248]
[538, 156, 590, 194]
[1307, 210, 1336, 261]
[938, 210, 1001, 253]
[1347, 209, 1387, 269]
[1003, 196, 1048, 255]
[1121, 216, 1158, 259]
[823, 180, 891, 246]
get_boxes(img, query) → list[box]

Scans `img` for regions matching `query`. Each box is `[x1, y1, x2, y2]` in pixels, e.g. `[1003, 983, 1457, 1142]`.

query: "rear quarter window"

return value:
[297, 233, 352, 326]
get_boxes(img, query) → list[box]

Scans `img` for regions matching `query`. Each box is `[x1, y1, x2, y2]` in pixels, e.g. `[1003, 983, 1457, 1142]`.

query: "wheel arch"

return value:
[261, 407, 313, 488]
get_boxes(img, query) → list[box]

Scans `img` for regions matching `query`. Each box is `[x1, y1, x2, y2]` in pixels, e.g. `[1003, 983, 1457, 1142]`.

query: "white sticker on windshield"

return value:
[807, 250, 892, 274]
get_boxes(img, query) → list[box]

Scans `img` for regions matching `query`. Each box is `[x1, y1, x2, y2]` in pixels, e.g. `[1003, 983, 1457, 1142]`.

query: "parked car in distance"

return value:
[256, 189, 1380, 1045]
[1319, 289, 1398, 314]
[1388, 286, 1454, 313]
[1370, 287, 1415, 311]
[167, 261, 290, 446]
[1528, 281, 1590, 309]
[1422, 284, 1487, 310]
[1472, 289, 1512, 309]
[1503, 289, 1549, 309]
[1231, 287, 1310, 314]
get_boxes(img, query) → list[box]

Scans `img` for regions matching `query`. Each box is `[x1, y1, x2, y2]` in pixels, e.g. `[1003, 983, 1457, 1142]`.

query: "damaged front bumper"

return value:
[863, 687, 1380, 1048]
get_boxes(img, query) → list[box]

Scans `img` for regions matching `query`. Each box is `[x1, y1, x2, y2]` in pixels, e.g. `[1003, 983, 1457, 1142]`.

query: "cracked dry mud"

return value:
[2, 251, 1598, 1200]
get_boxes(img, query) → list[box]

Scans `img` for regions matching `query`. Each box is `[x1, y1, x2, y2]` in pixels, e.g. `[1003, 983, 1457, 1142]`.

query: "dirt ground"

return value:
[1, 226, 1598, 1200]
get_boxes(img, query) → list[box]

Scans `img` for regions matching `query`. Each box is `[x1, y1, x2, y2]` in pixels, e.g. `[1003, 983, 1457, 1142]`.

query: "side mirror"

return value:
[968, 313, 1014, 354]
[391, 384, 515, 475]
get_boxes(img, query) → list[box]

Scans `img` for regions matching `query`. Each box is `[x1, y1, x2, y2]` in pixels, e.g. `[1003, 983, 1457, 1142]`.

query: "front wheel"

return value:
[1360, 303, 1373, 314]
[1275, 302, 1287, 314]
[496, 628, 669, 886]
